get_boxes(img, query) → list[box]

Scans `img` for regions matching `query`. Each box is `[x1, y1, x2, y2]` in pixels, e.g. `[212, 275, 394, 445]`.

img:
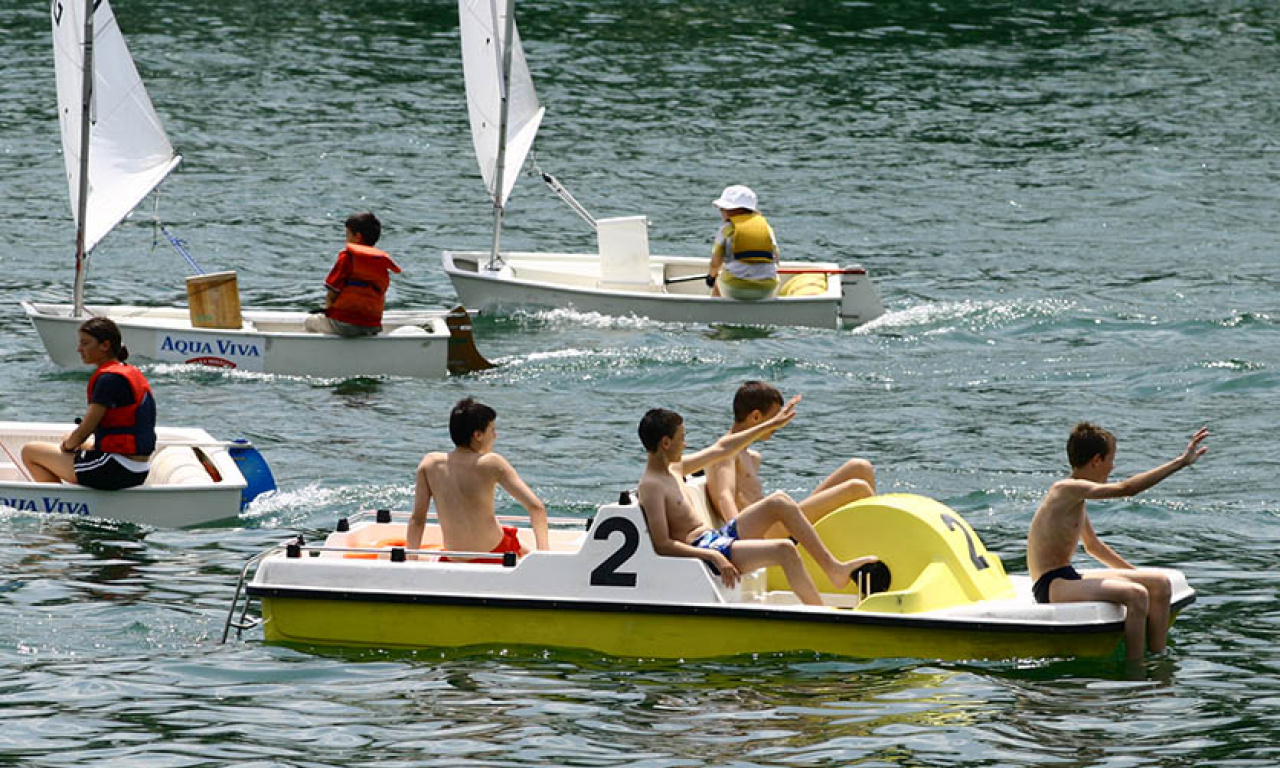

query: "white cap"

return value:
[712, 185, 758, 211]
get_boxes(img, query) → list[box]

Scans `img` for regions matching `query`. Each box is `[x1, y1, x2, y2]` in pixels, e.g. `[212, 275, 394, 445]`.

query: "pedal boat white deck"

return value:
[232, 493, 1194, 661]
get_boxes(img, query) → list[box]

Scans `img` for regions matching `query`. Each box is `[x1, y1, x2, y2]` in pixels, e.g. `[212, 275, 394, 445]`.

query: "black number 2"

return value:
[941, 514, 989, 571]
[590, 517, 639, 587]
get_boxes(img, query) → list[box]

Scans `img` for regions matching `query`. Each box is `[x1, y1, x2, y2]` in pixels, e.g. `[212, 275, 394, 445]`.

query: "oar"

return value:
[154, 439, 241, 449]
[666, 268, 867, 286]
[664, 274, 712, 285]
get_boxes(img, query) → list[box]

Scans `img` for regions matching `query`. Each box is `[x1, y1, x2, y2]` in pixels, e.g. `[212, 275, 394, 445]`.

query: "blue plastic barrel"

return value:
[228, 439, 276, 509]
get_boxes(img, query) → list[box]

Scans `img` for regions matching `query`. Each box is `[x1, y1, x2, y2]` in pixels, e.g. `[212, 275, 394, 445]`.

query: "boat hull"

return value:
[442, 251, 884, 329]
[0, 422, 249, 527]
[253, 590, 1126, 660]
[23, 302, 460, 378]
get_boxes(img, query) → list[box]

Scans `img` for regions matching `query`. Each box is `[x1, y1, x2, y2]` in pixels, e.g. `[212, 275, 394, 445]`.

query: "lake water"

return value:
[1, 0, 1278, 764]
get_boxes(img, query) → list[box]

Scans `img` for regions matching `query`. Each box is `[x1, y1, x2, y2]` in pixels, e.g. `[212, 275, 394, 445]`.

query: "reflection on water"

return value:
[328, 375, 385, 404]
[703, 324, 777, 342]
[0, 517, 153, 603]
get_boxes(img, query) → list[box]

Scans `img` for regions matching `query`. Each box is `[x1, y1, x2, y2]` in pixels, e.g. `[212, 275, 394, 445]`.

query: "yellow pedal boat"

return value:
[228, 493, 1194, 661]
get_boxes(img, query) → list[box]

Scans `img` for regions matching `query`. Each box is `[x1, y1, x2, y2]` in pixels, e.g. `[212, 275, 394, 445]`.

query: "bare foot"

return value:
[827, 555, 879, 590]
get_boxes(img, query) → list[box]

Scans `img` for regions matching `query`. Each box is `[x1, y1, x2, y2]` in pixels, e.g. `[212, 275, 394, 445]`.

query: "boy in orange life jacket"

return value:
[304, 212, 402, 337]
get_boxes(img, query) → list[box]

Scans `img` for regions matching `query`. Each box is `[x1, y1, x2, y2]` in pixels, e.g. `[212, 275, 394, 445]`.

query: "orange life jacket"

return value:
[325, 243, 402, 328]
[87, 361, 157, 455]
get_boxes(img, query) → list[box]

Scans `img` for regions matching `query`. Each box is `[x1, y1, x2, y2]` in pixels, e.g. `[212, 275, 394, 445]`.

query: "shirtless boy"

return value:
[406, 398, 549, 561]
[637, 398, 877, 606]
[706, 381, 876, 537]
[1027, 423, 1209, 662]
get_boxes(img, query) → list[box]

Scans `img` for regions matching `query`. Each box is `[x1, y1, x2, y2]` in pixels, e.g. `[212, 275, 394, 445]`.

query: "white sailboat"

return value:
[441, 0, 885, 330]
[25, 0, 490, 379]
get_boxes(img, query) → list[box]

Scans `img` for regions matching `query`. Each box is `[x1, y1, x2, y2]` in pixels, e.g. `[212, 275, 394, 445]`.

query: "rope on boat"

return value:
[157, 223, 205, 275]
[149, 195, 206, 275]
[531, 154, 597, 231]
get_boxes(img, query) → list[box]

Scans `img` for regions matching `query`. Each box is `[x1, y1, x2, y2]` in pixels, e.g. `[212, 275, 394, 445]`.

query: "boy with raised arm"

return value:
[406, 398, 549, 562]
[1027, 423, 1209, 662]
[637, 398, 877, 606]
[706, 381, 876, 536]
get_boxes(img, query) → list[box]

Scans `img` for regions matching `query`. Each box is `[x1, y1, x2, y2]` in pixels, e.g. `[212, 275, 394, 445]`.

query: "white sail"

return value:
[52, 0, 181, 254]
[459, 0, 545, 207]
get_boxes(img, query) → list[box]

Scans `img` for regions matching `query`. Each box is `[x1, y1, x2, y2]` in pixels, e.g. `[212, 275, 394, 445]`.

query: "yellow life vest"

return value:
[719, 212, 778, 264]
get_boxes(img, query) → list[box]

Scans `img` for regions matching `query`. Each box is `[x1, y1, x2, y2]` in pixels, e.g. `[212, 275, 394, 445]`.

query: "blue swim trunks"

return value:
[691, 519, 739, 557]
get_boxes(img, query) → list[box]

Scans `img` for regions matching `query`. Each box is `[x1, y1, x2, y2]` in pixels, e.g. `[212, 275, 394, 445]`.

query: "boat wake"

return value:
[242, 482, 413, 528]
[508, 307, 661, 330]
[858, 297, 1075, 335]
[141, 363, 378, 387]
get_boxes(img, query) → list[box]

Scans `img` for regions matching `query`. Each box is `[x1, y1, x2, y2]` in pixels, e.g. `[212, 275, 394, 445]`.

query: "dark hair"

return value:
[449, 397, 496, 448]
[1067, 422, 1116, 469]
[345, 211, 381, 246]
[733, 380, 783, 422]
[638, 408, 683, 453]
[79, 316, 128, 362]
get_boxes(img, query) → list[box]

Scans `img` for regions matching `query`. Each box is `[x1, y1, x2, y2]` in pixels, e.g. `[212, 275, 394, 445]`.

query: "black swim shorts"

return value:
[1032, 564, 1082, 604]
[74, 450, 150, 490]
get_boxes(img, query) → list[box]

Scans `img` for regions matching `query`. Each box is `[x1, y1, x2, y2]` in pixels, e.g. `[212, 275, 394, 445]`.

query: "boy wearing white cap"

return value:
[707, 185, 781, 301]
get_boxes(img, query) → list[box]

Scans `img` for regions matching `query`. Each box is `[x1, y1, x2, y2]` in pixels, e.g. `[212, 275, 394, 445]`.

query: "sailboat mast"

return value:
[486, 0, 517, 271]
[72, 0, 95, 318]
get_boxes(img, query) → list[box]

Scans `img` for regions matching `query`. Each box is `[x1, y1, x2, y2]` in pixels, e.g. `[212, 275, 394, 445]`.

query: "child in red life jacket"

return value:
[304, 212, 402, 337]
[22, 317, 157, 490]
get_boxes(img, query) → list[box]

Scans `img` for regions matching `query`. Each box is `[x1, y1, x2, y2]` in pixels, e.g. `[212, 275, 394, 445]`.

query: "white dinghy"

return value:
[0, 422, 274, 527]
[25, 0, 490, 379]
[442, 0, 884, 330]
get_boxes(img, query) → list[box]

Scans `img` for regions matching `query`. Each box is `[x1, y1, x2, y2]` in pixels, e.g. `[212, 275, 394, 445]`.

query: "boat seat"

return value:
[683, 476, 725, 529]
[511, 265, 602, 289]
[145, 447, 212, 486]
[0, 462, 26, 482]
[767, 493, 1015, 609]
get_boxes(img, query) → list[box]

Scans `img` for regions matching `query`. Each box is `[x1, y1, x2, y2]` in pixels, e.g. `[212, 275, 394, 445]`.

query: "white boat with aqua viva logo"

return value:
[227, 492, 1194, 660]
[441, 0, 884, 330]
[23, 302, 490, 378]
[0, 422, 274, 527]
[25, 0, 490, 379]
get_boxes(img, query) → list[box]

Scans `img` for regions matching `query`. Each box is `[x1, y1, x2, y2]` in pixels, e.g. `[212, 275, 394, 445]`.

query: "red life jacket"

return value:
[325, 243, 402, 328]
[87, 361, 157, 455]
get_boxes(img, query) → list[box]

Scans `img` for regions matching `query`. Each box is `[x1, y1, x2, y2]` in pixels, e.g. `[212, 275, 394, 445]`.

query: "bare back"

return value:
[418, 450, 506, 552]
[1026, 481, 1088, 580]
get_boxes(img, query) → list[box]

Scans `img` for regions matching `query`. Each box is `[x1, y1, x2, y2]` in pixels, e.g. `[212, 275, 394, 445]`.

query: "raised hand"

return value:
[764, 394, 802, 435]
[1180, 426, 1209, 467]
